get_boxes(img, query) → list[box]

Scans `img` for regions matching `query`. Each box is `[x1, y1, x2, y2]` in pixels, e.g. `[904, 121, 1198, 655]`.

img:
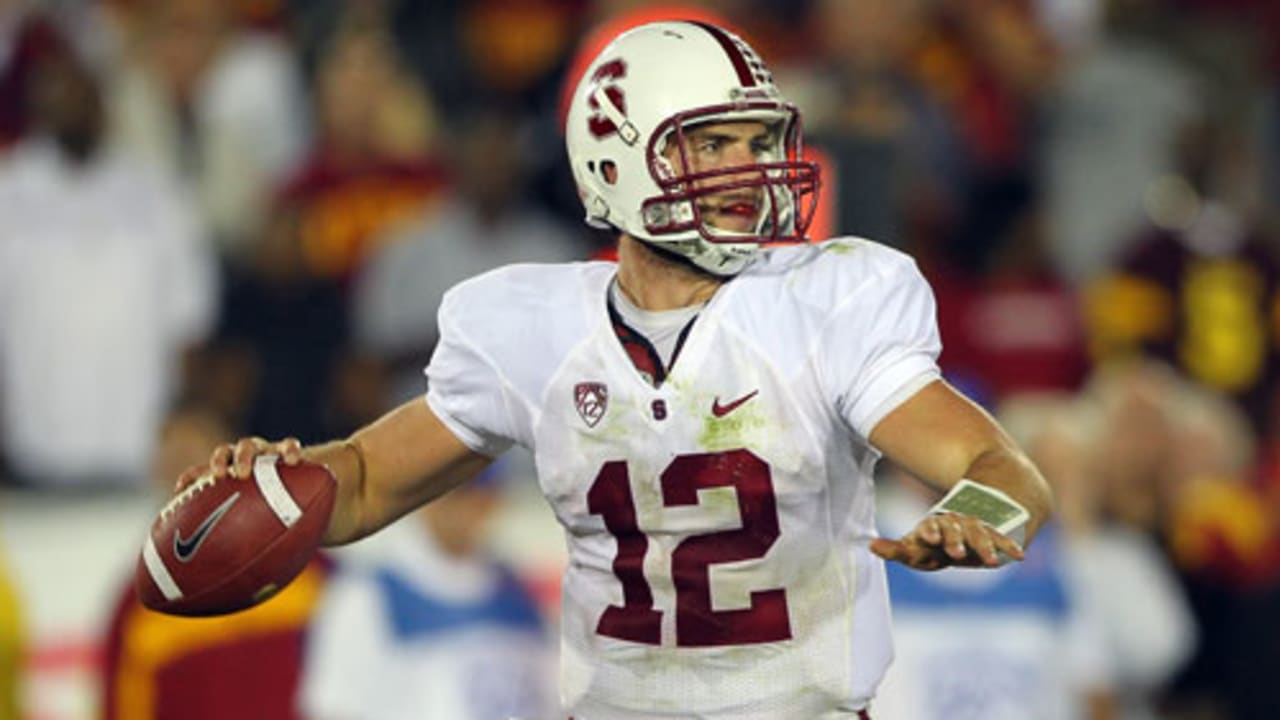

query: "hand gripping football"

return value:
[136, 454, 336, 616]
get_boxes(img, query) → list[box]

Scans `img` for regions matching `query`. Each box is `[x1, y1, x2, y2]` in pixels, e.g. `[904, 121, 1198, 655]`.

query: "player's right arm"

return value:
[178, 398, 492, 546]
[179, 268, 531, 546]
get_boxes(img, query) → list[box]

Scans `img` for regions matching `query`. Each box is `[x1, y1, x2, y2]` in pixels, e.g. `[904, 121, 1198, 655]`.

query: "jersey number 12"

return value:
[587, 448, 792, 647]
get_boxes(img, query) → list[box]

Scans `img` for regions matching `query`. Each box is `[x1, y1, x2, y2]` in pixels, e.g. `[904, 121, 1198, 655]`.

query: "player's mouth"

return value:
[718, 201, 759, 217]
[700, 194, 761, 230]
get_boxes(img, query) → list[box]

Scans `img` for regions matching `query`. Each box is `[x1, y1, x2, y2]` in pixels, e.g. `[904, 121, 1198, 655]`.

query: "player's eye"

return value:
[695, 138, 722, 154]
[750, 138, 776, 156]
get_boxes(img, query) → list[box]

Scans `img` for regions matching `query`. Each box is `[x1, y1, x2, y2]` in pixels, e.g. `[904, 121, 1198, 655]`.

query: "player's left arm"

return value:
[868, 379, 1053, 570]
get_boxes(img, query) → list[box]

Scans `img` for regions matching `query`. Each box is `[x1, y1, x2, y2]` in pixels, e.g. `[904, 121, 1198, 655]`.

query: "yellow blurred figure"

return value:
[0, 541, 22, 720]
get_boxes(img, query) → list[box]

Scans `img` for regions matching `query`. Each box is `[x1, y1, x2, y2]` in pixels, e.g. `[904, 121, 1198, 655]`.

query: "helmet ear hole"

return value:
[600, 160, 618, 185]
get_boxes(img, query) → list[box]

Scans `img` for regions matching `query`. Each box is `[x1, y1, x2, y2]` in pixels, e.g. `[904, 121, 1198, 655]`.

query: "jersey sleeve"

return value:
[424, 288, 517, 457]
[820, 255, 942, 439]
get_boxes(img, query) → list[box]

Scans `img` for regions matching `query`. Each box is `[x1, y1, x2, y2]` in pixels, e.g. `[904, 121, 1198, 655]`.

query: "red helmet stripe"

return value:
[688, 21, 756, 87]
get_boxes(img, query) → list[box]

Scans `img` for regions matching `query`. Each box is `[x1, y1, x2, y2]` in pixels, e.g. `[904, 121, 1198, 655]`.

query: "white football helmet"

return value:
[566, 21, 820, 276]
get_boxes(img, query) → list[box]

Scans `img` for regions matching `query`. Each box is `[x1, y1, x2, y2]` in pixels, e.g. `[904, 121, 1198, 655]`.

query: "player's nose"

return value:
[722, 141, 757, 170]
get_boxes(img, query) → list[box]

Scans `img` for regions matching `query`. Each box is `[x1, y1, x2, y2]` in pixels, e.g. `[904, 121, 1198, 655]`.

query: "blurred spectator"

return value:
[929, 182, 1090, 404]
[1151, 366, 1280, 720]
[0, 539, 21, 720]
[1043, 0, 1204, 281]
[998, 386, 1197, 720]
[202, 8, 447, 444]
[1084, 117, 1280, 437]
[277, 6, 444, 282]
[1046, 366, 1200, 720]
[918, 1, 1058, 271]
[0, 42, 216, 489]
[100, 402, 331, 720]
[206, 205, 354, 444]
[289, 0, 578, 172]
[354, 107, 588, 403]
[804, 0, 965, 251]
[299, 467, 553, 720]
[459, 0, 579, 104]
[0, 5, 68, 152]
[874, 465, 1115, 720]
[107, 0, 309, 259]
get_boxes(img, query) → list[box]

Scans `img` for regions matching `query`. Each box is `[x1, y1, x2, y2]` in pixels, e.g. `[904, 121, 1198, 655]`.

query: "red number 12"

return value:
[586, 449, 792, 648]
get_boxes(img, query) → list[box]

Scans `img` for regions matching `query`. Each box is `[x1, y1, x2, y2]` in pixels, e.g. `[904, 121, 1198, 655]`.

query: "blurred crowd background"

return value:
[0, 0, 1279, 718]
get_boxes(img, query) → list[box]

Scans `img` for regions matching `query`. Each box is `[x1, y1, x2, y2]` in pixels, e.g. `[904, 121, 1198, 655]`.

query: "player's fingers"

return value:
[902, 539, 947, 571]
[209, 443, 234, 478]
[870, 538, 911, 563]
[991, 530, 1026, 562]
[278, 437, 303, 464]
[174, 463, 206, 493]
[873, 537, 946, 571]
[937, 513, 969, 560]
[231, 437, 267, 479]
[913, 553, 946, 571]
[917, 516, 942, 545]
[962, 519, 1000, 566]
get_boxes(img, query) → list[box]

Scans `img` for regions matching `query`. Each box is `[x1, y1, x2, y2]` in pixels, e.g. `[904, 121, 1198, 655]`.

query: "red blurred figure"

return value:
[100, 406, 332, 720]
[273, 9, 446, 282]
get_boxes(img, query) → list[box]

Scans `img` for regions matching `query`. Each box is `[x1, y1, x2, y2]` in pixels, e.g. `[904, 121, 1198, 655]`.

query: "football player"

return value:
[183, 21, 1052, 719]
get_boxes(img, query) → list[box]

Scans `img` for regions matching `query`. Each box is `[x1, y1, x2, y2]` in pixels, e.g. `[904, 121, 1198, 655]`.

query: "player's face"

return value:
[664, 121, 775, 234]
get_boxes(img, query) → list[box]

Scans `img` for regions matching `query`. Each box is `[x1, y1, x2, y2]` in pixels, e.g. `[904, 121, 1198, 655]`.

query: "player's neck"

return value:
[615, 235, 725, 311]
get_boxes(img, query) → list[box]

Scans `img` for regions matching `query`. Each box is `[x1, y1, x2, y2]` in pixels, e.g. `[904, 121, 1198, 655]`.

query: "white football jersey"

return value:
[425, 238, 942, 719]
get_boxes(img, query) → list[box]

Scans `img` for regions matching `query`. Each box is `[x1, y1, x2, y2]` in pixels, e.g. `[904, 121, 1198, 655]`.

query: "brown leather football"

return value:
[135, 455, 336, 616]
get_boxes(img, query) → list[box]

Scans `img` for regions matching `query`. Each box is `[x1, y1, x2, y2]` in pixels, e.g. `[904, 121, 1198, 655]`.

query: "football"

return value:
[135, 455, 336, 617]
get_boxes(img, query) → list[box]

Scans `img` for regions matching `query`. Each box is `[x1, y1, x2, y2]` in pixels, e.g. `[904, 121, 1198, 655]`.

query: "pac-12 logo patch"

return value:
[574, 382, 609, 427]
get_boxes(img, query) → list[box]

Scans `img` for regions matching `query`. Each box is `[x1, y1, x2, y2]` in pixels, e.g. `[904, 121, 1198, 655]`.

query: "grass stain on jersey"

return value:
[586, 396, 651, 446]
[592, 414, 633, 444]
[699, 408, 767, 453]
[820, 239, 860, 255]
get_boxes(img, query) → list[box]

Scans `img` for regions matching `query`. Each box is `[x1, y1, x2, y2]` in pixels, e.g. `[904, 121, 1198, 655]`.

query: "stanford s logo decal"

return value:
[587, 59, 627, 139]
[575, 382, 609, 428]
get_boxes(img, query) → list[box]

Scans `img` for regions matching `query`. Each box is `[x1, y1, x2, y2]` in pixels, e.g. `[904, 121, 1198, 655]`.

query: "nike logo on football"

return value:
[173, 492, 241, 563]
[711, 390, 759, 417]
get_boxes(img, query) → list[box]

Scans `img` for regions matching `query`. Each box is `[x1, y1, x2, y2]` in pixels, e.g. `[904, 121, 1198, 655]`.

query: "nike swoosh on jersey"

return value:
[173, 491, 241, 563]
[711, 389, 759, 417]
